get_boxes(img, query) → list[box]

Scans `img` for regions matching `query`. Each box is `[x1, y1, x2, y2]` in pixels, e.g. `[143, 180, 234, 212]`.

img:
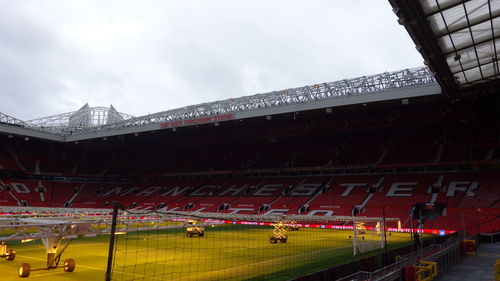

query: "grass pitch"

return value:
[0, 225, 424, 281]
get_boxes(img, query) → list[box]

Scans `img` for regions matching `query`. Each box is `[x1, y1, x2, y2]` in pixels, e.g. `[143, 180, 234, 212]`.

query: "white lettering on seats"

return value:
[136, 187, 162, 197]
[291, 184, 320, 196]
[263, 209, 289, 215]
[102, 187, 124, 197]
[219, 185, 248, 196]
[228, 208, 254, 214]
[254, 184, 281, 196]
[446, 181, 479, 197]
[102, 187, 139, 197]
[190, 185, 219, 196]
[159, 186, 190, 197]
[10, 183, 31, 194]
[307, 210, 334, 216]
[467, 181, 479, 196]
[340, 183, 367, 197]
[385, 182, 416, 197]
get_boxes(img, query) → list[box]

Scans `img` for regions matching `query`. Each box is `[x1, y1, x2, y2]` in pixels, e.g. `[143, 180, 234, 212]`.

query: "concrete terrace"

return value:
[435, 242, 500, 281]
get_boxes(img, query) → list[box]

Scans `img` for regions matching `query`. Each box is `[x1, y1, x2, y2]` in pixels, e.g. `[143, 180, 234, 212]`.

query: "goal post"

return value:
[352, 218, 387, 256]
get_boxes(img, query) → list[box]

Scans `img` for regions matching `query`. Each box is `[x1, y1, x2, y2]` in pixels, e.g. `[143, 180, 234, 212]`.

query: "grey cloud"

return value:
[0, 0, 424, 120]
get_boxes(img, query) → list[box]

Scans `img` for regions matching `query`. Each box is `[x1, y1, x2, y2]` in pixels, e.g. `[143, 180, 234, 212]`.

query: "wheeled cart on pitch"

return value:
[0, 241, 16, 261]
[18, 237, 75, 278]
[288, 220, 300, 231]
[270, 221, 288, 243]
[185, 220, 205, 237]
[356, 222, 367, 235]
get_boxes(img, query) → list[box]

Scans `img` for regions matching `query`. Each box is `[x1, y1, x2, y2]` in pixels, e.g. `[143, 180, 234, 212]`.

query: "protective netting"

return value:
[354, 222, 385, 255]
[110, 210, 389, 281]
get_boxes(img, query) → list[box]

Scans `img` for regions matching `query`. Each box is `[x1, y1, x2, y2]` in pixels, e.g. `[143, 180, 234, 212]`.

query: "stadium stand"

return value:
[1, 170, 498, 234]
[1, 0, 499, 279]
[0, 79, 499, 238]
[1, 98, 497, 175]
[0, 97, 499, 281]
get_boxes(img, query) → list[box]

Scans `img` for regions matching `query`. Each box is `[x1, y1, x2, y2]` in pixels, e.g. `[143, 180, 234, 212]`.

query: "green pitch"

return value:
[0, 225, 424, 281]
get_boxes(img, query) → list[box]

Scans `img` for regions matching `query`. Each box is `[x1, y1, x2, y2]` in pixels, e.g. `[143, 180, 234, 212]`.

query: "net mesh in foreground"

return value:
[110, 210, 393, 281]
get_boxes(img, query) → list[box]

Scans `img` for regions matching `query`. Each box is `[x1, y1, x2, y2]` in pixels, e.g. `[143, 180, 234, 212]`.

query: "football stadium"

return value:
[1, 0, 500, 281]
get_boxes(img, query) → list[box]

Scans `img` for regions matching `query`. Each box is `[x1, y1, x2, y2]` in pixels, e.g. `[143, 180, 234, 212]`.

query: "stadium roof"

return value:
[0, 67, 440, 142]
[390, 0, 500, 95]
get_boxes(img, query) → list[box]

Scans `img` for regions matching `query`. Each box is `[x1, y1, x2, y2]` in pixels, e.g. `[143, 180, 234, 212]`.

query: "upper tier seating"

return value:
[1, 99, 498, 176]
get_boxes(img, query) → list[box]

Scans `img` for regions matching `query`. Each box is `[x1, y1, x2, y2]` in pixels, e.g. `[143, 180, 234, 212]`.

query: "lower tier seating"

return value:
[1, 172, 499, 233]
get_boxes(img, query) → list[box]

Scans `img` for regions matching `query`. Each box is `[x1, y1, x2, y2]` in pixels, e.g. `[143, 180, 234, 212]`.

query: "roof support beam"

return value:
[462, 0, 485, 80]
[488, 0, 500, 77]
[426, 0, 473, 17]
[389, 0, 458, 94]
[434, 13, 500, 38]
[442, 33, 500, 56]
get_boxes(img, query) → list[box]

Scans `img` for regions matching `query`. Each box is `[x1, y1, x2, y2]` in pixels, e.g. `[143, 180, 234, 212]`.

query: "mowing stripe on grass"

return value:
[168, 244, 354, 281]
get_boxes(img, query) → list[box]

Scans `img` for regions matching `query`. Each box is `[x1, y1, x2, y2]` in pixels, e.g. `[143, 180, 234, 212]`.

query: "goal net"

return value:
[109, 209, 394, 281]
[353, 220, 386, 255]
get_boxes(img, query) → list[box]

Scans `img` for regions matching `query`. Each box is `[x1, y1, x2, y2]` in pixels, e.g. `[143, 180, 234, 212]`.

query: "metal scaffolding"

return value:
[0, 67, 437, 138]
[74, 66, 436, 135]
[24, 104, 134, 135]
[0, 112, 28, 127]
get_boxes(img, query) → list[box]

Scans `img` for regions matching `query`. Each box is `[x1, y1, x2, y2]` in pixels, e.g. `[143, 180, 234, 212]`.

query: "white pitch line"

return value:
[16, 254, 105, 271]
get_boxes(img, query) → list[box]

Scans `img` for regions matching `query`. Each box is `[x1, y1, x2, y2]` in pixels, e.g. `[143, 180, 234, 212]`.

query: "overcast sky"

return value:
[0, 0, 424, 120]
